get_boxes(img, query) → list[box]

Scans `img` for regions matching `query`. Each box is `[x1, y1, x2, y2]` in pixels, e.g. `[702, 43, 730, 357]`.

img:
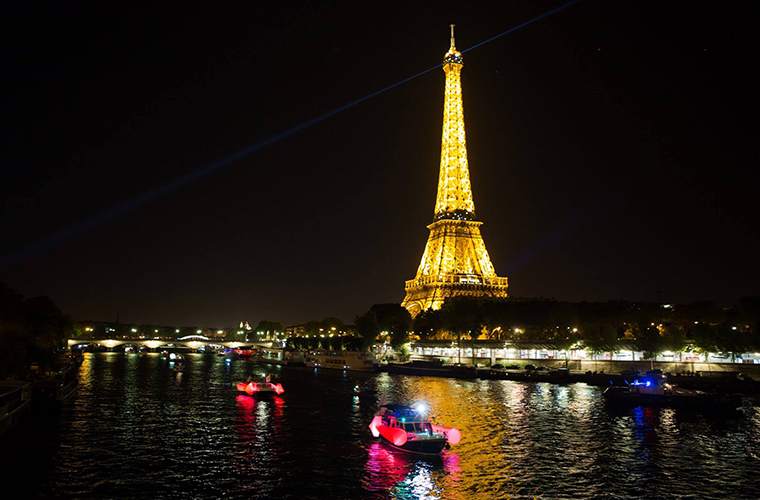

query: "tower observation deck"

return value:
[401, 26, 509, 317]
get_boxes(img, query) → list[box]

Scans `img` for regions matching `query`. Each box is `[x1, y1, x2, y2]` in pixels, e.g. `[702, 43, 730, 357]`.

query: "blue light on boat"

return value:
[631, 379, 652, 387]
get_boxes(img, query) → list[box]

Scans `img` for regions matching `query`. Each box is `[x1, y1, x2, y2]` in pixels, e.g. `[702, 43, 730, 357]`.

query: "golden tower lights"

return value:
[401, 26, 509, 317]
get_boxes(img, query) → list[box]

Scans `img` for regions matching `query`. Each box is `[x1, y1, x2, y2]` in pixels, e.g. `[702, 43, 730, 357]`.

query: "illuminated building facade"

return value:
[401, 26, 509, 317]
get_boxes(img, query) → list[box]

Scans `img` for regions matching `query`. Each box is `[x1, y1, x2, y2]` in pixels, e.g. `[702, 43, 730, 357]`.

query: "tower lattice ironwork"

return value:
[401, 26, 508, 317]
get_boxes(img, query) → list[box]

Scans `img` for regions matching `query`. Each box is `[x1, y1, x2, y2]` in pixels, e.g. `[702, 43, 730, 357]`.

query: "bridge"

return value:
[67, 337, 273, 351]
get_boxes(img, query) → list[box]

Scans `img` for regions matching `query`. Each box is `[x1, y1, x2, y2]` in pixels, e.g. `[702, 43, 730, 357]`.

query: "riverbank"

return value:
[408, 355, 760, 377]
[394, 356, 760, 393]
[477, 368, 759, 393]
[0, 352, 83, 436]
[0, 380, 33, 436]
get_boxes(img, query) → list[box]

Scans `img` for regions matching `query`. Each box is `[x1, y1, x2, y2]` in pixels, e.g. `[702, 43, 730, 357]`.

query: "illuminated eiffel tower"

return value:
[401, 26, 508, 317]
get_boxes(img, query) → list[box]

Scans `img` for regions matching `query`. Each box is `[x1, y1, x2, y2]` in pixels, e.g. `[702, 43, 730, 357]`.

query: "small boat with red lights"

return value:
[236, 376, 284, 397]
[368, 401, 461, 455]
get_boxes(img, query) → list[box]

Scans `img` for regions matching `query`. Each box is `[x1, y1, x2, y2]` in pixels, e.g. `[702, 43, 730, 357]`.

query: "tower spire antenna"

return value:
[449, 24, 456, 50]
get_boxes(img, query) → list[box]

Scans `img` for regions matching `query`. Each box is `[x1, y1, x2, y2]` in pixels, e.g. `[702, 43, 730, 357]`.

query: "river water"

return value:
[3, 352, 759, 499]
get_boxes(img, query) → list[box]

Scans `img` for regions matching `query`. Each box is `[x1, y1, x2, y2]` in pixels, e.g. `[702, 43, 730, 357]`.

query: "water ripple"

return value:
[2, 353, 759, 499]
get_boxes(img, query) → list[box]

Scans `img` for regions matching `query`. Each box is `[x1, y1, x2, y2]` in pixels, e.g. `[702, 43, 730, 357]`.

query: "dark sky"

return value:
[3, 1, 757, 327]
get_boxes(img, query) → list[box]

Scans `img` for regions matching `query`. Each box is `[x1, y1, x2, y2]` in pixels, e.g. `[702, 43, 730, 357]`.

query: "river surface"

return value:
[3, 352, 760, 499]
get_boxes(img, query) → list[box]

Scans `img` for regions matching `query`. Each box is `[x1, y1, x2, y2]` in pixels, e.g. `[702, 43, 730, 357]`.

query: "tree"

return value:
[354, 310, 380, 350]
[661, 323, 687, 357]
[713, 323, 750, 362]
[582, 323, 617, 370]
[548, 301, 578, 344]
[0, 281, 71, 378]
[303, 321, 321, 337]
[63, 315, 84, 339]
[369, 304, 411, 349]
[738, 296, 760, 350]
[412, 308, 443, 341]
[691, 323, 719, 354]
[319, 317, 346, 336]
[440, 296, 486, 365]
[254, 320, 283, 340]
[632, 318, 663, 361]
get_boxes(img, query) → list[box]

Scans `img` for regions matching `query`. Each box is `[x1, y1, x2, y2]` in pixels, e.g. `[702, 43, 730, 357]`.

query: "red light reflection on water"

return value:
[363, 442, 462, 499]
[236, 393, 256, 413]
[233, 394, 285, 480]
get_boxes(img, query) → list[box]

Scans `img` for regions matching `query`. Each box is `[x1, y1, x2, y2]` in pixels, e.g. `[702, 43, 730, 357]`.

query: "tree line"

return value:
[0, 281, 77, 378]
[277, 296, 760, 358]
[7, 271, 757, 368]
[409, 296, 760, 357]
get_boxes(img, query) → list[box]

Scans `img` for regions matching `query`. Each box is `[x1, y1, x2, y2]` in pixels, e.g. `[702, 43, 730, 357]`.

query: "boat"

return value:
[233, 347, 257, 359]
[258, 347, 305, 366]
[219, 348, 238, 359]
[352, 383, 377, 398]
[305, 348, 377, 371]
[386, 360, 477, 379]
[603, 370, 742, 410]
[236, 376, 284, 397]
[368, 401, 461, 455]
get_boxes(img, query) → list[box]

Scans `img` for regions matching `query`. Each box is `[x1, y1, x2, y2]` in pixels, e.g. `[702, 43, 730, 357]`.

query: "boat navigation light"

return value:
[415, 403, 427, 414]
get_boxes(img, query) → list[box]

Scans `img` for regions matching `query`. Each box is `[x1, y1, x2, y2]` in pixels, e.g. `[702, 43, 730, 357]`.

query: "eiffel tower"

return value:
[401, 26, 509, 317]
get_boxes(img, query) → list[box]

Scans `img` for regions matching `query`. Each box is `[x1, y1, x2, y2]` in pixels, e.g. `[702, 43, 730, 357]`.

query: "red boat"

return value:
[236, 376, 284, 397]
[368, 401, 461, 455]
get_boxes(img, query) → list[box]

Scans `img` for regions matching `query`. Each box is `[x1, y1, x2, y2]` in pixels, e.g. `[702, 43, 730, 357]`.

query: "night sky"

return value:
[3, 1, 757, 327]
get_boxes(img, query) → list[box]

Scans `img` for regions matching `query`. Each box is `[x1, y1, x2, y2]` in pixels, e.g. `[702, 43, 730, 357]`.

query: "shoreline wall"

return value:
[409, 354, 760, 378]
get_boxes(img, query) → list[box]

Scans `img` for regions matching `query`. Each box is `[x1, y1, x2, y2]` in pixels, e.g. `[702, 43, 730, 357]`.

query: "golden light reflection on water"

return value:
[370, 374, 521, 499]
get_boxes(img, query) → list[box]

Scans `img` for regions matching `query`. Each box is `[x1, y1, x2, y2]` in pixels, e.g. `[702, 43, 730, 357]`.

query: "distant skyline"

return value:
[3, 2, 757, 327]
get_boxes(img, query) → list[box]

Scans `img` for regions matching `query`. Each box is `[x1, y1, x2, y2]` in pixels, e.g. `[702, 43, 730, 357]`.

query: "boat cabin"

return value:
[381, 407, 436, 435]
[629, 370, 671, 395]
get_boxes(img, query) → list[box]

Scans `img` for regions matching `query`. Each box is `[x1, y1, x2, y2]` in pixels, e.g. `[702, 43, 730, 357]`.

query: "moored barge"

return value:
[603, 370, 742, 410]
